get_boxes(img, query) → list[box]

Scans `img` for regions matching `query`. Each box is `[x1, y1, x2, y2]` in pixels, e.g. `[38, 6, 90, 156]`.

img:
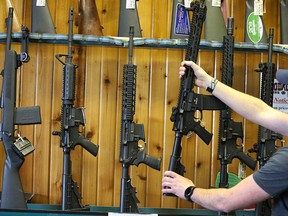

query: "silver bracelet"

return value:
[206, 78, 218, 93]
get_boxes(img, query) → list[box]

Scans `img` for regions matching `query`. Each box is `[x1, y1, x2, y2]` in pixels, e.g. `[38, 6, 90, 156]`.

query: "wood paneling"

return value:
[0, 0, 287, 209]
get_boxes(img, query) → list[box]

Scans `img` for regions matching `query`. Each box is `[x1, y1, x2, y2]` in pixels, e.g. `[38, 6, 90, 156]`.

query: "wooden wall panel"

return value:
[0, 0, 287, 210]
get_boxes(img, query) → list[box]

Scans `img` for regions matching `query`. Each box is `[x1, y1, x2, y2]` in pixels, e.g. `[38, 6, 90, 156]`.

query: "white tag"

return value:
[126, 0, 135, 9]
[254, 0, 263, 15]
[212, 0, 221, 7]
[184, 0, 192, 8]
[36, 0, 46, 6]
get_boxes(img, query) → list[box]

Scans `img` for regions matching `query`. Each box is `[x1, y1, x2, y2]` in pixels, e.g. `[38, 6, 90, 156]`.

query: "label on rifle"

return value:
[173, 4, 190, 36]
[36, 0, 46, 6]
[246, 12, 264, 43]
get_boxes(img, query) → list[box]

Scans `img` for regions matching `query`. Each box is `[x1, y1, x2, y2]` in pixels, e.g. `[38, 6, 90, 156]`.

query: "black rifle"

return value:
[0, 8, 41, 209]
[119, 26, 161, 213]
[52, 7, 99, 211]
[217, 18, 256, 216]
[166, 0, 226, 192]
[249, 28, 283, 216]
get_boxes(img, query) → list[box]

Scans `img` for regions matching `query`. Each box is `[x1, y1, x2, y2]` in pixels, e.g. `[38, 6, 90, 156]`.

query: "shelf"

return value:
[0, 32, 288, 54]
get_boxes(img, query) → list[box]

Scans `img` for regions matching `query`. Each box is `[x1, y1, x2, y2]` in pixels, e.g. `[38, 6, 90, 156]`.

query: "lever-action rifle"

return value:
[52, 7, 99, 211]
[217, 17, 256, 216]
[249, 28, 283, 216]
[119, 26, 161, 213]
[0, 8, 41, 209]
[166, 0, 226, 192]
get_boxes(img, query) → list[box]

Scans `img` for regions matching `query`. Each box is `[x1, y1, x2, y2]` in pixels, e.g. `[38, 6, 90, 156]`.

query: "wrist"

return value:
[206, 77, 219, 93]
[184, 186, 196, 202]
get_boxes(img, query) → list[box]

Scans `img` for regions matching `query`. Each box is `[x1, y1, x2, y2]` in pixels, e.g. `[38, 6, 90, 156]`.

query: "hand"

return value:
[179, 61, 213, 90]
[162, 171, 195, 199]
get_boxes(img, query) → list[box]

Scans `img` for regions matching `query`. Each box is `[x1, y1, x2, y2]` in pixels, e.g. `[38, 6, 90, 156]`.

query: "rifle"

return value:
[217, 17, 256, 216]
[31, 0, 56, 33]
[118, 0, 142, 37]
[244, 0, 267, 43]
[119, 26, 161, 213]
[249, 28, 283, 216]
[280, 0, 288, 44]
[52, 7, 99, 211]
[165, 0, 226, 196]
[0, 8, 41, 209]
[78, 0, 103, 36]
[204, 0, 226, 41]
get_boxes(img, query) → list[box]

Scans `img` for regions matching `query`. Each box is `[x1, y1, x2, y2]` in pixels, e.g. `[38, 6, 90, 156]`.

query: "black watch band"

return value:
[184, 186, 196, 202]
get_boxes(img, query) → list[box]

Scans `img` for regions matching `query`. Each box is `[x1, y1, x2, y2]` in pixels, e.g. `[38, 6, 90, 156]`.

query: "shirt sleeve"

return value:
[253, 147, 288, 197]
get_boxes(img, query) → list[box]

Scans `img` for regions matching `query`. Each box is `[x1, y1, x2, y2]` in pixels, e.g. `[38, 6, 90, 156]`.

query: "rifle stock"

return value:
[0, 8, 41, 209]
[78, 0, 103, 36]
[31, 0, 56, 33]
[204, 0, 226, 41]
[118, 0, 142, 37]
[245, 0, 267, 43]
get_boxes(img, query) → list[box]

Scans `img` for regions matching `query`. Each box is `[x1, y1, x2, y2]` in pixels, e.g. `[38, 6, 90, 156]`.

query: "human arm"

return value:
[162, 171, 270, 213]
[179, 61, 288, 136]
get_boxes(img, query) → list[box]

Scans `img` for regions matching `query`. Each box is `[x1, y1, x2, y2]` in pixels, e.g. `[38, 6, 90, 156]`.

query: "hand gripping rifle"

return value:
[52, 7, 99, 211]
[165, 0, 226, 195]
[217, 18, 257, 216]
[0, 8, 41, 209]
[248, 28, 284, 216]
[119, 26, 161, 213]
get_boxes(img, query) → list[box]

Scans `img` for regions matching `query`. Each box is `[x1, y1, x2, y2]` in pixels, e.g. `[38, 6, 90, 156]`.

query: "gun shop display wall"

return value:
[0, 0, 288, 213]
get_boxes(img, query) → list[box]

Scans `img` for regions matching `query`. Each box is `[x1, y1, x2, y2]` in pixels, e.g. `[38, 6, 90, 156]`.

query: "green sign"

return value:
[246, 12, 264, 43]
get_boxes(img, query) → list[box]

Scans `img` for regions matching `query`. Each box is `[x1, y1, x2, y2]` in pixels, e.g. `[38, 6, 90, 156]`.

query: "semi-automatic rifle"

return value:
[249, 28, 283, 216]
[217, 17, 257, 216]
[119, 26, 161, 213]
[0, 8, 41, 209]
[165, 0, 226, 191]
[52, 7, 99, 211]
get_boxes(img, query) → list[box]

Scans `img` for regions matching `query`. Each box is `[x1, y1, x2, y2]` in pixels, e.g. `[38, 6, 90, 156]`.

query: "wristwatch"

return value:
[184, 186, 196, 202]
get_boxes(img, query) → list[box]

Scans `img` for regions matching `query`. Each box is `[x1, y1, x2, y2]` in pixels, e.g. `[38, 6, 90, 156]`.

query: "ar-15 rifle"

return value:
[249, 28, 283, 216]
[119, 26, 161, 213]
[0, 8, 41, 209]
[217, 17, 257, 216]
[165, 0, 226, 193]
[52, 7, 99, 211]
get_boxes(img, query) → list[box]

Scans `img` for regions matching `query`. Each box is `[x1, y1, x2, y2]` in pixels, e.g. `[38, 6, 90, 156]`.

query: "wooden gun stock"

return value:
[78, 0, 103, 36]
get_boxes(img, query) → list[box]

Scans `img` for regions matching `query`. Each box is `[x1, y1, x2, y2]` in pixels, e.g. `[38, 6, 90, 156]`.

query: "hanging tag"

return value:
[212, 0, 221, 7]
[254, 0, 263, 15]
[184, 0, 192, 8]
[36, 0, 46, 6]
[126, 0, 136, 9]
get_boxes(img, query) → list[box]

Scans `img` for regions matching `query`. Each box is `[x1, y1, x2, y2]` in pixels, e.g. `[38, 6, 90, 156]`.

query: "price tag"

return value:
[126, 0, 135, 9]
[36, 0, 46, 6]
[212, 0, 221, 7]
[184, 0, 192, 8]
[254, 0, 263, 15]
